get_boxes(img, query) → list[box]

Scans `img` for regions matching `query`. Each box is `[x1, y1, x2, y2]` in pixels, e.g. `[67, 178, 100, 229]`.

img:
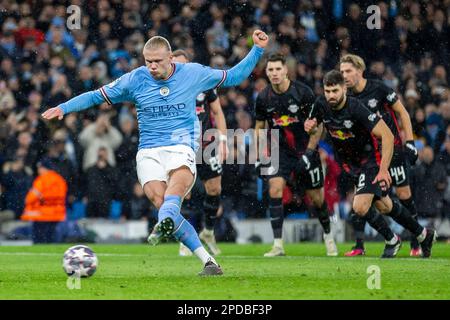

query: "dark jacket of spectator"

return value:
[411, 147, 448, 218]
[84, 148, 118, 218]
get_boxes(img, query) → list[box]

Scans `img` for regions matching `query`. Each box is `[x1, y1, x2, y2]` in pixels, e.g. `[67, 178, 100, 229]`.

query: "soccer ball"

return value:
[62, 245, 98, 277]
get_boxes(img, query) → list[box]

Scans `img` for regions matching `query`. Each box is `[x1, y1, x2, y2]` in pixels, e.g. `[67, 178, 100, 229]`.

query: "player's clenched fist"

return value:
[304, 118, 318, 134]
[253, 30, 269, 48]
[42, 106, 64, 120]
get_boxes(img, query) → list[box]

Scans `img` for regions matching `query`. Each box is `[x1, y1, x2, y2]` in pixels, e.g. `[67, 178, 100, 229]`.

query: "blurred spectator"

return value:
[0, 157, 33, 218]
[439, 126, 450, 219]
[0, 79, 16, 110]
[411, 146, 447, 219]
[78, 112, 123, 171]
[4, 131, 39, 169]
[84, 147, 118, 218]
[21, 158, 68, 243]
[45, 73, 72, 108]
[425, 112, 446, 153]
[72, 65, 99, 95]
[441, 102, 450, 128]
[14, 16, 45, 48]
[129, 182, 154, 221]
[115, 115, 139, 218]
[45, 132, 79, 204]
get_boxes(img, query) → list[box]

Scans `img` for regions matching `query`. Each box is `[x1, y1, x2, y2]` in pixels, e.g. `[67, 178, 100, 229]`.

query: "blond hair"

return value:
[340, 54, 366, 71]
[172, 49, 191, 61]
[143, 36, 172, 52]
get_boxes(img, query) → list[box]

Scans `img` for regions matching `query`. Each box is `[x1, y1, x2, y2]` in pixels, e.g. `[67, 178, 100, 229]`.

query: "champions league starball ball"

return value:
[62, 245, 98, 277]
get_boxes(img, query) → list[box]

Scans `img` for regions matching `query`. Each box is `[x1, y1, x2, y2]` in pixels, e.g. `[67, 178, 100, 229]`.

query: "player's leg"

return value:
[389, 154, 421, 254]
[264, 176, 286, 257]
[138, 147, 180, 244]
[396, 185, 421, 255]
[390, 153, 421, 255]
[345, 212, 367, 256]
[163, 166, 222, 274]
[354, 194, 401, 258]
[374, 195, 437, 258]
[352, 168, 401, 257]
[344, 178, 369, 257]
[143, 181, 166, 210]
[200, 175, 222, 255]
[305, 188, 338, 256]
[178, 191, 193, 256]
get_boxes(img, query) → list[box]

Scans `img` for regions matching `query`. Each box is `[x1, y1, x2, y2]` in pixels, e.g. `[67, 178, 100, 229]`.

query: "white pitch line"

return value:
[0, 252, 448, 262]
[0, 252, 143, 257]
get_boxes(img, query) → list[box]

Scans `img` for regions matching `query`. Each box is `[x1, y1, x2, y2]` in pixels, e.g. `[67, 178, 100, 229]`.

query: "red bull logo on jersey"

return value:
[272, 115, 299, 127]
[196, 105, 206, 115]
[329, 129, 355, 140]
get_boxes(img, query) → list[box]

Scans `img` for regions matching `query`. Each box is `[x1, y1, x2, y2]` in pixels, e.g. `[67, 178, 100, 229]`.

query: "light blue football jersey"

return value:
[100, 63, 226, 151]
[59, 45, 264, 152]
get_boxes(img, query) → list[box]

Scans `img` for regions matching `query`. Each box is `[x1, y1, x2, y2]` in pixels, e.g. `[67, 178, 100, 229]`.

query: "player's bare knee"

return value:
[204, 180, 221, 196]
[353, 203, 370, 216]
[269, 186, 283, 198]
[308, 191, 323, 207]
[206, 186, 221, 196]
[374, 200, 390, 214]
[396, 187, 411, 200]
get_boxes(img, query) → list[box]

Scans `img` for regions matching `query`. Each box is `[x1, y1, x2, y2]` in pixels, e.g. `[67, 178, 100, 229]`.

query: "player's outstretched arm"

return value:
[221, 30, 268, 88]
[42, 73, 132, 121]
[41, 91, 105, 120]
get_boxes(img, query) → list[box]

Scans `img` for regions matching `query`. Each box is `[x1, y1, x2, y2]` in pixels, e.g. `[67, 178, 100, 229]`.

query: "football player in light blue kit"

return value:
[42, 30, 269, 276]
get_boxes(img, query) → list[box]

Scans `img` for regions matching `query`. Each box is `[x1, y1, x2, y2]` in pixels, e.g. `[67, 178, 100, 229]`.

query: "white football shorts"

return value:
[136, 145, 197, 197]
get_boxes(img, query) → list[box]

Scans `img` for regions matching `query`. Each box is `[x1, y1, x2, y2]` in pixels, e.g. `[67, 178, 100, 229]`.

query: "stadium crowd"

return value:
[0, 0, 449, 238]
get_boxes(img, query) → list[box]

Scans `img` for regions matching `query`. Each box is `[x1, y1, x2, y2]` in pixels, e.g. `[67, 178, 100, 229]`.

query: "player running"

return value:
[172, 49, 227, 257]
[340, 54, 421, 257]
[254, 54, 338, 257]
[42, 30, 269, 275]
[304, 70, 436, 258]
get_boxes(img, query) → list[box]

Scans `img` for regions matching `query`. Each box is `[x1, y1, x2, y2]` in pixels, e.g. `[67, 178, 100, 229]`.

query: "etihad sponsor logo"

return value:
[143, 103, 186, 113]
[329, 129, 355, 140]
[272, 115, 299, 127]
[142, 103, 186, 118]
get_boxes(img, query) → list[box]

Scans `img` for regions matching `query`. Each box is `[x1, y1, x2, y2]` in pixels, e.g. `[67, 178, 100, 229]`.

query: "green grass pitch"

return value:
[0, 242, 449, 299]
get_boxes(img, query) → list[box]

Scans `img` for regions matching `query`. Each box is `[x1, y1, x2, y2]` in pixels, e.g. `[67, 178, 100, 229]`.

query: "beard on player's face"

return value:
[325, 91, 345, 107]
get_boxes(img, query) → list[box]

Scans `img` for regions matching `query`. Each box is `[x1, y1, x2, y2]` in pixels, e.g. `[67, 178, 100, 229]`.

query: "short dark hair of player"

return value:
[172, 49, 192, 61]
[266, 54, 286, 67]
[323, 70, 345, 87]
